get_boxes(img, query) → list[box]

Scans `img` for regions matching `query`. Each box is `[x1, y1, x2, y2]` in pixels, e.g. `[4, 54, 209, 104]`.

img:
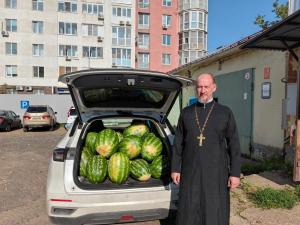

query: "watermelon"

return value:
[141, 133, 163, 162]
[79, 147, 93, 177]
[123, 124, 149, 137]
[150, 155, 170, 179]
[95, 129, 119, 158]
[108, 152, 130, 184]
[85, 132, 97, 154]
[118, 135, 142, 159]
[86, 155, 108, 183]
[130, 159, 151, 181]
[116, 131, 123, 142]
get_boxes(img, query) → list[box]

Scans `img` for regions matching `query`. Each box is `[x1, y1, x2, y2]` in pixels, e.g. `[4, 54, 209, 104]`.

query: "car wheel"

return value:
[23, 127, 28, 132]
[6, 124, 11, 132]
[49, 121, 54, 131]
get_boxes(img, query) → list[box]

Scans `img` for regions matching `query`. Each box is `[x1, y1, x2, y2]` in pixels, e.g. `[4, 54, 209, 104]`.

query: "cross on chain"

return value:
[197, 133, 206, 147]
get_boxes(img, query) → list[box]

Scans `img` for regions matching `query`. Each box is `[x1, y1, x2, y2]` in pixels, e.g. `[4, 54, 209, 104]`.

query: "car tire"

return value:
[49, 121, 54, 131]
[6, 124, 11, 132]
[23, 127, 28, 132]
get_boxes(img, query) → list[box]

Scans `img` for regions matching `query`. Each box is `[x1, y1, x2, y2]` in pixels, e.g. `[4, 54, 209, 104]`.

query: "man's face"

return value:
[196, 74, 216, 103]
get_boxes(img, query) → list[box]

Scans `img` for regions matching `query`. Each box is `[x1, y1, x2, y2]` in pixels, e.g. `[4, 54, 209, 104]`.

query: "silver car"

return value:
[47, 69, 192, 225]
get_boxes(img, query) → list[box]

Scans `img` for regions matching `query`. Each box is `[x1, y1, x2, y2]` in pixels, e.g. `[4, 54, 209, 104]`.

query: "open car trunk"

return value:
[73, 116, 172, 190]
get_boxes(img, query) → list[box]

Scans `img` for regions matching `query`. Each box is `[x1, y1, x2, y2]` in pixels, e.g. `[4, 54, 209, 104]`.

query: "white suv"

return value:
[47, 69, 192, 225]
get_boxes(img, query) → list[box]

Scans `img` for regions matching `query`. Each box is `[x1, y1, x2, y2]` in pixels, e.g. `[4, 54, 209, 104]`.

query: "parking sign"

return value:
[21, 100, 29, 109]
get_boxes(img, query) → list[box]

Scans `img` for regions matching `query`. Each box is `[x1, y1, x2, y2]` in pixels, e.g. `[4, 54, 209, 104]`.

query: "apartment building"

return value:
[0, 0, 135, 94]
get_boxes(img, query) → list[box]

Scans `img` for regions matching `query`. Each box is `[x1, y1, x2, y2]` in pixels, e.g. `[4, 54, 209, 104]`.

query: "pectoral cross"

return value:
[197, 133, 206, 147]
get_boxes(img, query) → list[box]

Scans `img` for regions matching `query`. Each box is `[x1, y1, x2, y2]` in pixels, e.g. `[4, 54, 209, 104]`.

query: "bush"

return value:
[295, 185, 300, 201]
[250, 187, 297, 209]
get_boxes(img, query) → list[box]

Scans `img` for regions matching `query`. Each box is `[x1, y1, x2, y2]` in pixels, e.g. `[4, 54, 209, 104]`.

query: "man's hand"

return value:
[227, 176, 240, 190]
[171, 172, 180, 185]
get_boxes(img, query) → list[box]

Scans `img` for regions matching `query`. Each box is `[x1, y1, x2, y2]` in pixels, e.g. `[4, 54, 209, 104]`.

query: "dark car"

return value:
[0, 110, 22, 131]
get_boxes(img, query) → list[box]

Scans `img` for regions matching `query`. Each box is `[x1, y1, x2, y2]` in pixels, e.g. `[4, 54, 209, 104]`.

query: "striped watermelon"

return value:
[95, 129, 119, 158]
[141, 133, 163, 162]
[116, 131, 123, 142]
[108, 152, 130, 184]
[85, 132, 97, 154]
[130, 159, 151, 181]
[118, 135, 142, 159]
[79, 147, 93, 177]
[86, 155, 108, 183]
[123, 124, 149, 137]
[150, 155, 170, 179]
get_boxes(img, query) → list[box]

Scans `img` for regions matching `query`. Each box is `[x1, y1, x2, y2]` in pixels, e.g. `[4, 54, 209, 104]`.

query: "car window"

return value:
[11, 111, 17, 117]
[26, 106, 47, 113]
[0, 111, 6, 116]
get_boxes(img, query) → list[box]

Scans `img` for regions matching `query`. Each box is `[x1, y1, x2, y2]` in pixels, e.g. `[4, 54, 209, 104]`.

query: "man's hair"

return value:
[197, 73, 216, 84]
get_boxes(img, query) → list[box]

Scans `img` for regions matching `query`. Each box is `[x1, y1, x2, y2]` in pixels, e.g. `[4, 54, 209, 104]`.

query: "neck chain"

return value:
[194, 101, 215, 147]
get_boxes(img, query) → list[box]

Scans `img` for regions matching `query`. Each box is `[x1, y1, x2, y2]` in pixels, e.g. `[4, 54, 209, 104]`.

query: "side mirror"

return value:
[55, 112, 57, 114]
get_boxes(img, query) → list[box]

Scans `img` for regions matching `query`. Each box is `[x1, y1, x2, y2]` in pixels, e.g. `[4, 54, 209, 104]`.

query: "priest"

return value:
[171, 73, 241, 225]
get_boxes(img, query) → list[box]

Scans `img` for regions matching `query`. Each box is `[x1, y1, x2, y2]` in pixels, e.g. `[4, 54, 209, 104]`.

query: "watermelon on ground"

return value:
[118, 135, 142, 159]
[95, 128, 119, 158]
[130, 159, 151, 181]
[123, 124, 149, 137]
[108, 152, 130, 184]
[141, 133, 163, 162]
[86, 155, 108, 183]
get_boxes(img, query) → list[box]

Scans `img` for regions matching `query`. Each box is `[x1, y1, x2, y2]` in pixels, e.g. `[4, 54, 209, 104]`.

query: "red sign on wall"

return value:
[264, 67, 270, 79]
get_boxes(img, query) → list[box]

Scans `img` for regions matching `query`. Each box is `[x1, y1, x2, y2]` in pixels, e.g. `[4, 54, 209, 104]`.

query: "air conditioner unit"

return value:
[126, 21, 131, 26]
[26, 86, 32, 91]
[112, 62, 117, 67]
[1, 30, 9, 37]
[162, 25, 168, 30]
[97, 36, 104, 42]
[98, 13, 104, 20]
[119, 21, 125, 26]
[16, 85, 24, 91]
[65, 56, 71, 61]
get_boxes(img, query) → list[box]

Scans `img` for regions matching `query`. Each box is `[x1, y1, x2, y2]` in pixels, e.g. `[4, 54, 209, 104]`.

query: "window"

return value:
[5, 42, 17, 55]
[112, 27, 131, 46]
[162, 15, 171, 27]
[112, 7, 131, 18]
[139, 0, 149, 8]
[32, 21, 43, 33]
[32, 0, 43, 11]
[58, 45, 78, 57]
[112, 48, 131, 67]
[59, 66, 77, 76]
[182, 11, 206, 30]
[5, 0, 17, 8]
[33, 66, 44, 78]
[58, 0, 77, 13]
[162, 0, 171, 7]
[138, 13, 149, 28]
[59, 22, 77, 35]
[82, 46, 103, 58]
[5, 65, 17, 77]
[138, 33, 149, 49]
[82, 24, 103, 37]
[82, 3, 103, 15]
[162, 53, 171, 65]
[5, 19, 17, 32]
[33, 89, 45, 94]
[32, 44, 44, 56]
[138, 53, 149, 69]
[162, 34, 171, 46]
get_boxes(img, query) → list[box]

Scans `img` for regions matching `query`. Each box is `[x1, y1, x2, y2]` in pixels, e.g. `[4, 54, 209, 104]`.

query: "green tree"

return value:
[254, 0, 288, 29]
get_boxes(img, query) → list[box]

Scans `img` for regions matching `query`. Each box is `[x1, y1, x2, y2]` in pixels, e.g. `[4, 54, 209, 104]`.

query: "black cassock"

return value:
[171, 101, 241, 225]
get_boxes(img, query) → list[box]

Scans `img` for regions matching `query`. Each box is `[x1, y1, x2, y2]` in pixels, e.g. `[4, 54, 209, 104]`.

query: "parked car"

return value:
[65, 106, 77, 130]
[0, 110, 22, 131]
[23, 105, 57, 132]
[47, 69, 192, 225]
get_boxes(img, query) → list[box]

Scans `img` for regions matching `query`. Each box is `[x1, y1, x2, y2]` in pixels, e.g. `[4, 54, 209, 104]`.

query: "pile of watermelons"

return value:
[79, 124, 170, 184]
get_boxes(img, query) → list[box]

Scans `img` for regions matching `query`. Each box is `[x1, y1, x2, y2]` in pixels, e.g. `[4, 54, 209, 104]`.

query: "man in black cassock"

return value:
[171, 73, 241, 225]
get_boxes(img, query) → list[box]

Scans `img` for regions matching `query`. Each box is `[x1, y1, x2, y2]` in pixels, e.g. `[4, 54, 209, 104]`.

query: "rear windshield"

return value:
[81, 88, 168, 108]
[26, 106, 47, 113]
[69, 108, 77, 116]
[0, 111, 7, 116]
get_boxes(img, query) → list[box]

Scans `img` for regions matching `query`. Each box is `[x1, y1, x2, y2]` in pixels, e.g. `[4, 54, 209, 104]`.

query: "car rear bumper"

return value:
[49, 208, 176, 225]
[23, 121, 51, 127]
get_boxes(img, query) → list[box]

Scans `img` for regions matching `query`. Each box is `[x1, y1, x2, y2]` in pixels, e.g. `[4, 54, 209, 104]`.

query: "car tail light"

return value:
[0, 117, 4, 124]
[119, 215, 134, 222]
[42, 115, 50, 120]
[53, 148, 66, 162]
[23, 115, 31, 120]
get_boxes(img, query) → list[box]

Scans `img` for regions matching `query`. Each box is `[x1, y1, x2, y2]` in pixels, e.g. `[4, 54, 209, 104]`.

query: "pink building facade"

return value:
[136, 0, 179, 72]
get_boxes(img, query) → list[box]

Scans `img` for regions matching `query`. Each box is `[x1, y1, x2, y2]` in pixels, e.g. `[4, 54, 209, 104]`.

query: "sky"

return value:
[207, 0, 288, 52]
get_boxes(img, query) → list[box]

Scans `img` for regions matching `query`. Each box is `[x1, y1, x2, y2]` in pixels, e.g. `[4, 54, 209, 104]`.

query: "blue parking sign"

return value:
[21, 100, 29, 109]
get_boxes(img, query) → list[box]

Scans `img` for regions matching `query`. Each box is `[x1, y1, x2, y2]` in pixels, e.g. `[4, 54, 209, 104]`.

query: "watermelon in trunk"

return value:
[130, 159, 151, 181]
[108, 152, 130, 184]
[118, 135, 142, 159]
[141, 133, 163, 162]
[95, 129, 119, 158]
[123, 124, 149, 137]
[79, 147, 93, 177]
[150, 155, 170, 179]
[85, 132, 97, 154]
[116, 131, 123, 142]
[86, 155, 108, 183]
